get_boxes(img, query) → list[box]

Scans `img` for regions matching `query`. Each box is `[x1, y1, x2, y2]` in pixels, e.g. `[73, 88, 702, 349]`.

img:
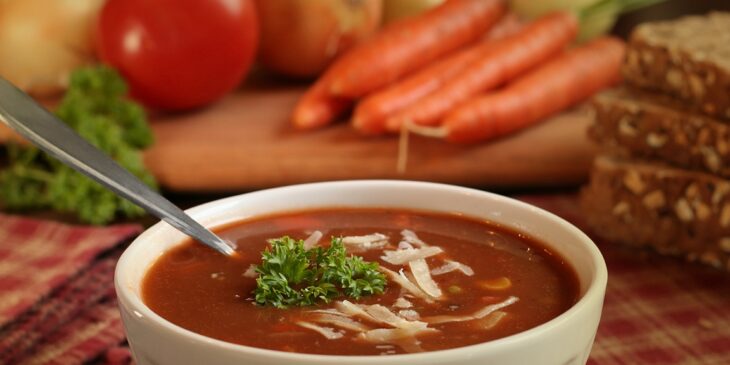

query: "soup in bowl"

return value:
[115, 181, 607, 365]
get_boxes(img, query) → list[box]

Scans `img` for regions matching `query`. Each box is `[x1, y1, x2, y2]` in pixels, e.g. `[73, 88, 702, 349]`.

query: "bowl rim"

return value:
[115, 180, 607, 363]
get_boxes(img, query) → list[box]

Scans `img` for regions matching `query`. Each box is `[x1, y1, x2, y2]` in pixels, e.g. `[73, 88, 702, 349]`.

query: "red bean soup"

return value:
[142, 208, 579, 356]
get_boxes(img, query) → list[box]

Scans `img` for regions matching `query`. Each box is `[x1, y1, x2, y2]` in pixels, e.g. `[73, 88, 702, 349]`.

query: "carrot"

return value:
[434, 37, 625, 143]
[291, 78, 350, 130]
[352, 43, 485, 135]
[387, 11, 579, 132]
[352, 13, 524, 135]
[482, 12, 524, 41]
[327, 0, 507, 99]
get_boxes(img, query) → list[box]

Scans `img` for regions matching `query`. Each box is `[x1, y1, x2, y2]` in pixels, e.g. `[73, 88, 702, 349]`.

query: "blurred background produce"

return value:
[510, 0, 666, 42]
[510, 0, 616, 41]
[0, 0, 104, 96]
[1, 0, 728, 224]
[382, 0, 445, 23]
[255, 0, 383, 78]
[292, 0, 632, 143]
[96, 0, 259, 110]
[293, 0, 508, 130]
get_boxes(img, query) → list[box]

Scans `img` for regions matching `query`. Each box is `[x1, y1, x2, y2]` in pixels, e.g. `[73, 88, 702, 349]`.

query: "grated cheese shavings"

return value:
[296, 321, 343, 340]
[302, 230, 323, 249]
[359, 327, 438, 344]
[431, 260, 475, 276]
[400, 229, 428, 247]
[308, 308, 349, 317]
[409, 258, 443, 298]
[397, 309, 420, 321]
[393, 297, 413, 309]
[398, 241, 415, 250]
[423, 296, 519, 324]
[473, 311, 507, 330]
[335, 300, 379, 322]
[379, 267, 433, 302]
[243, 265, 258, 278]
[314, 313, 370, 332]
[381, 246, 443, 265]
[360, 304, 428, 330]
[341, 233, 389, 252]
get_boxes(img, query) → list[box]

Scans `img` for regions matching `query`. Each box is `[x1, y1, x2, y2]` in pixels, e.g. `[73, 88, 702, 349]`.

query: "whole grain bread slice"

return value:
[622, 12, 730, 120]
[581, 155, 730, 271]
[590, 88, 730, 178]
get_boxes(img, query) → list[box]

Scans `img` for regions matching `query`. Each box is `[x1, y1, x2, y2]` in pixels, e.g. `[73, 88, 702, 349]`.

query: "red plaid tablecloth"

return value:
[0, 195, 728, 365]
[0, 213, 140, 365]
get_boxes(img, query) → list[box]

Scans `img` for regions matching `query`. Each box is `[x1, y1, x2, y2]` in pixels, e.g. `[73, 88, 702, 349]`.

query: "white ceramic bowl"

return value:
[115, 180, 607, 365]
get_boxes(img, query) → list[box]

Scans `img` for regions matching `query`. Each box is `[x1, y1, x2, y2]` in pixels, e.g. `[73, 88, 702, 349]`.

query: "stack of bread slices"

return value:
[582, 12, 730, 271]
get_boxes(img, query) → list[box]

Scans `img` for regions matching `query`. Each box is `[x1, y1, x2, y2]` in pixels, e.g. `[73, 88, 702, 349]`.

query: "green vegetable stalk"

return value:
[509, 0, 667, 42]
[0, 66, 156, 224]
[255, 236, 387, 308]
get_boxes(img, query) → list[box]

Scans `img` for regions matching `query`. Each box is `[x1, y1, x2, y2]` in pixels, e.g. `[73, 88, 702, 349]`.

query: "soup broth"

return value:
[142, 208, 579, 355]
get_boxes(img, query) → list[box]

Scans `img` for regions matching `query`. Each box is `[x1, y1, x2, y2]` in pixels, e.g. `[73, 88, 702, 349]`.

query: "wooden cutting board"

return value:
[0, 84, 597, 192]
[145, 85, 597, 192]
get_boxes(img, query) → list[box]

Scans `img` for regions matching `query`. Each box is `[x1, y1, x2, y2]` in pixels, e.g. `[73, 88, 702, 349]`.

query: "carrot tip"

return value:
[385, 117, 403, 133]
[351, 114, 366, 130]
[292, 113, 320, 130]
[352, 113, 389, 136]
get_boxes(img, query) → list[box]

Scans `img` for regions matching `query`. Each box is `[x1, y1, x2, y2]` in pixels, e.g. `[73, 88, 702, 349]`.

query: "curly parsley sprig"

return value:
[254, 236, 387, 308]
[0, 66, 155, 224]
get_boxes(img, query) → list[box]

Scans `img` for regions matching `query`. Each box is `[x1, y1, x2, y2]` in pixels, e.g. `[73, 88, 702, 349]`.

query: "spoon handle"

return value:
[0, 77, 234, 256]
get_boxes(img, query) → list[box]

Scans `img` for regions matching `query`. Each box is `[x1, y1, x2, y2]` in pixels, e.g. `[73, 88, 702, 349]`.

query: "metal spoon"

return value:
[0, 77, 235, 256]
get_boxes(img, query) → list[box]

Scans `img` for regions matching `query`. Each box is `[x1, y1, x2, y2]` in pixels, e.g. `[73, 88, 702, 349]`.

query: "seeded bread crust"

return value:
[590, 88, 730, 178]
[622, 12, 730, 120]
[581, 155, 730, 271]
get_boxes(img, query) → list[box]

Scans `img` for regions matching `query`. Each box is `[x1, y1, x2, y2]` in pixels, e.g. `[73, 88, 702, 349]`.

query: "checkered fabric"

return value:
[0, 213, 140, 364]
[1, 194, 728, 365]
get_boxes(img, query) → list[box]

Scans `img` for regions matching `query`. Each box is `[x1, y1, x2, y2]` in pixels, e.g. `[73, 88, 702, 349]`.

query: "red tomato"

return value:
[96, 0, 258, 110]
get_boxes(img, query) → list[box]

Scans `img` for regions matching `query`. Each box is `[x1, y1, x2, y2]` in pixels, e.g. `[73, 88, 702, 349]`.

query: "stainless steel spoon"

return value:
[0, 77, 235, 256]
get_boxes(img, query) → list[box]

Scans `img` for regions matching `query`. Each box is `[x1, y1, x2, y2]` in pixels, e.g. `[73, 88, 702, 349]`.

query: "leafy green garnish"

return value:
[0, 66, 156, 224]
[254, 236, 387, 308]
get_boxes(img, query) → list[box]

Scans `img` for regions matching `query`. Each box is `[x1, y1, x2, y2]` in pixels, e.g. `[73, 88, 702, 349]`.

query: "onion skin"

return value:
[255, 0, 383, 78]
[382, 0, 444, 24]
[0, 0, 103, 96]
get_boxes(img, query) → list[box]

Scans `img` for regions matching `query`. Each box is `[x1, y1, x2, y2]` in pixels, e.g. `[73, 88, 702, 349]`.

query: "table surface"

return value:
[1, 193, 728, 365]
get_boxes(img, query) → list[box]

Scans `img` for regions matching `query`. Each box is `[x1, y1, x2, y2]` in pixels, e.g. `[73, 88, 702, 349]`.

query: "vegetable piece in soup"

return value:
[142, 208, 579, 355]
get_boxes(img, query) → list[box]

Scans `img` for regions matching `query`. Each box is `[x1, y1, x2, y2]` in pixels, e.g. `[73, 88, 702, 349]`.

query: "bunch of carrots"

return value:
[292, 0, 626, 144]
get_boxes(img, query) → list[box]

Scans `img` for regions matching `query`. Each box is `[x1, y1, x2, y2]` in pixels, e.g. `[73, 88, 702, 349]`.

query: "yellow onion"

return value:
[382, 0, 444, 24]
[0, 0, 104, 96]
[255, 0, 383, 78]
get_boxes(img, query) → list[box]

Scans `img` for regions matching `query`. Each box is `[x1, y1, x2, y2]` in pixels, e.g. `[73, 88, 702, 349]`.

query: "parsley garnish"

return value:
[254, 236, 387, 308]
[0, 66, 155, 224]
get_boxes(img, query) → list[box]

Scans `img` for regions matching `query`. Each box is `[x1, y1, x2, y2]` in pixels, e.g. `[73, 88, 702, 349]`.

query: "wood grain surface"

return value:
[0, 85, 597, 192]
[144, 86, 597, 192]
